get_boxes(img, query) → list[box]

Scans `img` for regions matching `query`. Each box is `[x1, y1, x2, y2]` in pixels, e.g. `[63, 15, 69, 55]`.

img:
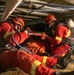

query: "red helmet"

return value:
[12, 16, 24, 27]
[45, 14, 57, 25]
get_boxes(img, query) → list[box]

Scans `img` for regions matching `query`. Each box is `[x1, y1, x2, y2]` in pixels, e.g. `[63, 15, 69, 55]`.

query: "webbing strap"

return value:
[30, 60, 41, 75]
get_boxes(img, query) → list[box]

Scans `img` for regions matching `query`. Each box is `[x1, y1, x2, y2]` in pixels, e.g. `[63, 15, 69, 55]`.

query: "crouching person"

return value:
[0, 49, 71, 75]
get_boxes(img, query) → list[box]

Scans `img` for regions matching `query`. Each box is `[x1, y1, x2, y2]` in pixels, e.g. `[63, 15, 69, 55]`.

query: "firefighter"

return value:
[41, 14, 72, 58]
[0, 16, 29, 46]
[41, 14, 72, 57]
[0, 16, 46, 55]
[0, 49, 71, 75]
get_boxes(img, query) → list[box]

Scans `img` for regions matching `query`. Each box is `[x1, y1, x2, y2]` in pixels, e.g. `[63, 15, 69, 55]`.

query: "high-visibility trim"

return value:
[65, 30, 71, 37]
[62, 53, 65, 57]
[55, 36, 62, 42]
[4, 31, 14, 39]
[30, 60, 41, 75]
[42, 56, 48, 66]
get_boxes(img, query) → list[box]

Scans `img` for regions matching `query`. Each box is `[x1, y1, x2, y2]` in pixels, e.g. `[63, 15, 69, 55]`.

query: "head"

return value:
[65, 18, 74, 28]
[45, 14, 57, 27]
[12, 16, 25, 32]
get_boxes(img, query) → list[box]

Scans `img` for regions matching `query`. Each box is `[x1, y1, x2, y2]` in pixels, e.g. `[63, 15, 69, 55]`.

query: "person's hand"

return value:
[26, 27, 32, 33]
[41, 32, 48, 40]
[24, 27, 32, 35]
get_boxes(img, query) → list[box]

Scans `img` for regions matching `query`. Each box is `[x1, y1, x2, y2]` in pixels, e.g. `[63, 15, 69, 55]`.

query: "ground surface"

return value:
[55, 54, 74, 75]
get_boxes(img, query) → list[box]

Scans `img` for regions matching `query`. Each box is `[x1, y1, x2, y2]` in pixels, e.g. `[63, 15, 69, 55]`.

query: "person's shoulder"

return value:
[57, 23, 67, 28]
[1, 21, 11, 26]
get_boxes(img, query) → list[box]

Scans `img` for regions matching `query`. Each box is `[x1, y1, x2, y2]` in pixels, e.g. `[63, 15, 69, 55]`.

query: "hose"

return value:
[11, 34, 34, 54]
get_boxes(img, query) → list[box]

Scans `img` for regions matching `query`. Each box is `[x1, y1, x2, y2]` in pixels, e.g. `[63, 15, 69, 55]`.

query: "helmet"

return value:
[66, 18, 74, 28]
[45, 14, 57, 25]
[12, 16, 24, 27]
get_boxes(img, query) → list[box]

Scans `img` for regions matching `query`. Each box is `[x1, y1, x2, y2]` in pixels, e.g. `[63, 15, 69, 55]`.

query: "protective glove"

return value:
[24, 27, 32, 35]
[26, 27, 32, 33]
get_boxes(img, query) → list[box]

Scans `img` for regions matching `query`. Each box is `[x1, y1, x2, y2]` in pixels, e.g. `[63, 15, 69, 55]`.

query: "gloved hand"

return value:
[26, 27, 32, 33]
[24, 27, 33, 35]
[26, 27, 32, 32]
[41, 32, 48, 40]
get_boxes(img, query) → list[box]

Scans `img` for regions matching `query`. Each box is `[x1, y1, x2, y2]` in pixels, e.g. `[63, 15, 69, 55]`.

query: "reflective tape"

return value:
[65, 30, 71, 37]
[30, 60, 41, 75]
[62, 53, 65, 57]
[4, 31, 14, 39]
[42, 56, 48, 66]
[55, 36, 62, 42]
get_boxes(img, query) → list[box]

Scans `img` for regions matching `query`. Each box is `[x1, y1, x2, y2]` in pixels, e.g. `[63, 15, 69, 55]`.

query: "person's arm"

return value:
[6, 30, 29, 46]
[48, 25, 71, 46]
[1, 22, 29, 46]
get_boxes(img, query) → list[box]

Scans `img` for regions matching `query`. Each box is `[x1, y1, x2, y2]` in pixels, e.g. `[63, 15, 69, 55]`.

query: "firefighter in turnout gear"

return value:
[41, 14, 72, 58]
[0, 16, 46, 55]
[41, 14, 72, 57]
[0, 16, 29, 46]
[0, 48, 71, 75]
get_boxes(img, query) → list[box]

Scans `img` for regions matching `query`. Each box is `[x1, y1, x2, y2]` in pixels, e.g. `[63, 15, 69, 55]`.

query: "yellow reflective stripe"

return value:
[62, 53, 65, 57]
[55, 36, 62, 42]
[4, 31, 14, 39]
[42, 56, 48, 66]
[30, 60, 41, 75]
[65, 30, 71, 37]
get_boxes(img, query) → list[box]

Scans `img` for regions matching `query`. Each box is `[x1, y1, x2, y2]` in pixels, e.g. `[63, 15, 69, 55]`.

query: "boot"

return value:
[57, 50, 71, 69]
[41, 52, 50, 56]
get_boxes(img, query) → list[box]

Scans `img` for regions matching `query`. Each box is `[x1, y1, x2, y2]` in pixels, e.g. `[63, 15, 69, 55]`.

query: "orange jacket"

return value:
[48, 23, 72, 47]
[0, 50, 57, 75]
[46, 23, 71, 57]
[0, 22, 29, 46]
